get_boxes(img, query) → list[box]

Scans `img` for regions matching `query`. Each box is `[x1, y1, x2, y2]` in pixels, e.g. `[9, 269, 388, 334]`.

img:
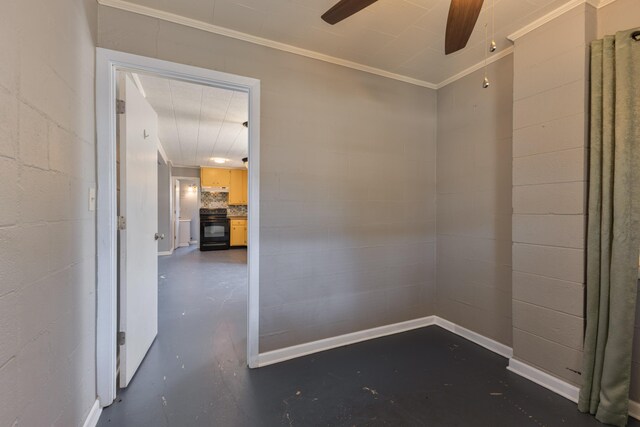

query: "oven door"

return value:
[200, 219, 230, 250]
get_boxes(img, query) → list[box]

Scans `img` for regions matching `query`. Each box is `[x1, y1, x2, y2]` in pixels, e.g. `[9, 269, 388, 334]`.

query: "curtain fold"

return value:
[579, 28, 640, 427]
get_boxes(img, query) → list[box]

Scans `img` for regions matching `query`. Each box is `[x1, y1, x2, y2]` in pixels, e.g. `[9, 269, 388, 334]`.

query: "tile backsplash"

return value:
[201, 191, 247, 217]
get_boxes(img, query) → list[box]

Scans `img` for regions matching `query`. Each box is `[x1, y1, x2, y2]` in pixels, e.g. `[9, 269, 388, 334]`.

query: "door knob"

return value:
[155, 233, 165, 241]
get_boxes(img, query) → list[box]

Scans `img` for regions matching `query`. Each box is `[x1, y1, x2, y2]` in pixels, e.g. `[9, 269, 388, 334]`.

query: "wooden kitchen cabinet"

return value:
[201, 167, 230, 188]
[228, 169, 248, 205]
[230, 219, 247, 247]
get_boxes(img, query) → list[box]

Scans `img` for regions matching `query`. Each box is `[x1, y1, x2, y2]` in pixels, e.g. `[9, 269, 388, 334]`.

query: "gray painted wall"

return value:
[598, 0, 640, 37]
[436, 55, 514, 346]
[0, 0, 98, 425]
[172, 166, 200, 179]
[597, 0, 640, 402]
[158, 154, 172, 253]
[97, 5, 438, 352]
[511, 4, 596, 386]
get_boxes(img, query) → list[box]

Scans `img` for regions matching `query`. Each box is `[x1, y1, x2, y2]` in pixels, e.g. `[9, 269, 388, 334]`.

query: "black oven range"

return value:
[199, 208, 230, 251]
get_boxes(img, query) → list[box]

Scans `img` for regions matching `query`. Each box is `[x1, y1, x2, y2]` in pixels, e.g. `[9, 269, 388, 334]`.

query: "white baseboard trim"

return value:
[82, 399, 102, 427]
[507, 358, 580, 402]
[257, 316, 437, 367]
[435, 317, 513, 359]
[158, 250, 173, 256]
[256, 315, 638, 422]
[257, 315, 514, 367]
[630, 400, 640, 421]
[507, 358, 640, 421]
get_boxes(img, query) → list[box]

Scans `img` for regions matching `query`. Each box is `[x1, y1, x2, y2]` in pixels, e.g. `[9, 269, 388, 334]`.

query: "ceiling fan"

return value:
[321, 0, 484, 55]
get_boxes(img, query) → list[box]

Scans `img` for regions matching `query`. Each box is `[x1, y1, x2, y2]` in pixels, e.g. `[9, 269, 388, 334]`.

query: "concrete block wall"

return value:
[0, 0, 98, 425]
[511, 4, 596, 386]
[436, 55, 514, 346]
[97, 5, 438, 353]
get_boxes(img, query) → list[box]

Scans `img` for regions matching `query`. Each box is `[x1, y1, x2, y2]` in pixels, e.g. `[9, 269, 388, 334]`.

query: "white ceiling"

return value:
[137, 73, 248, 168]
[117, 0, 574, 85]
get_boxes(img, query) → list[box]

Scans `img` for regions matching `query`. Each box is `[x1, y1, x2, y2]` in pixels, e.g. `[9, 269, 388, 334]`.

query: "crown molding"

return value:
[596, 0, 620, 7]
[508, 0, 586, 41]
[97, 0, 438, 89]
[99, 0, 621, 93]
[436, 46, 514, 89]
[508, 0, 621, 42]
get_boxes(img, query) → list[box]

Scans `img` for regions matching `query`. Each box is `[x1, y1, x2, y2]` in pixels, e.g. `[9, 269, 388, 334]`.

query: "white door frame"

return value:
[96, 48, 261, 407]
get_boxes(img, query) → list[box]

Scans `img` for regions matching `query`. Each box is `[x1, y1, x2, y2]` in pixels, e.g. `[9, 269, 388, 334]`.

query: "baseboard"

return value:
[507, 358, 580, 402]
[82, 399, 102, 427]
[158, 250, 173, 256]
[190, 240, 198, 244]
[630, 400, 640, 421]
[435, 317, 513, 359]
[507, 358, 640, 421]
[257, 316, 437, 367]
[256, 316, 638, 421]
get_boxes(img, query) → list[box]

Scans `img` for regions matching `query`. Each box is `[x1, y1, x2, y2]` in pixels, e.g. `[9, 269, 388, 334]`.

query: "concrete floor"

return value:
[98, 246, 639, 426]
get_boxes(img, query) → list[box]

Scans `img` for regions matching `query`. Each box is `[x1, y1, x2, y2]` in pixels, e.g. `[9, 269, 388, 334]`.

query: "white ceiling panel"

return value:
[120, 0, 576, 86]
[136, 73, 249, 168]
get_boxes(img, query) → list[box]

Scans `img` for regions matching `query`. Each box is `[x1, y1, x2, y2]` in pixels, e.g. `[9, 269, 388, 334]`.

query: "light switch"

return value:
[89, 186, 96, 211]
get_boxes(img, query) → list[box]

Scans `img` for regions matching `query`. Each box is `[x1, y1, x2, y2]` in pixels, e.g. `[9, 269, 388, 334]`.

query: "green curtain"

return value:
[579, 28, 640, 427]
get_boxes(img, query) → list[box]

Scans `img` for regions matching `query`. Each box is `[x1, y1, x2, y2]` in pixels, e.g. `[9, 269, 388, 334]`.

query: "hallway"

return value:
[96, 245, 635, 426]
[98, 247, 248, 426]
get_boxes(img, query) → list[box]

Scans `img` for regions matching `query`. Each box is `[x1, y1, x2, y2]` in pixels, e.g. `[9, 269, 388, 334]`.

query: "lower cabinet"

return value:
[230, 219, 247, 247]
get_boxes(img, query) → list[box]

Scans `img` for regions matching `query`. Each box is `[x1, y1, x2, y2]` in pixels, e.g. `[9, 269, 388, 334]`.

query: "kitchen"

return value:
[199, 165, 249, 251]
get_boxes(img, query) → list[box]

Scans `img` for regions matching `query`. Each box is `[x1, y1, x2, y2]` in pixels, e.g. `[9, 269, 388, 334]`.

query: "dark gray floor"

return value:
[98, 246, 638, 427]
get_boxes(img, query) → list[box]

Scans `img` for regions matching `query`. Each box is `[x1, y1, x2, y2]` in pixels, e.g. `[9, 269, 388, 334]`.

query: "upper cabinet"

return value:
[201, 167, 230, 188]
[228, 169, 248, 205]
[201, 167, 247, 205]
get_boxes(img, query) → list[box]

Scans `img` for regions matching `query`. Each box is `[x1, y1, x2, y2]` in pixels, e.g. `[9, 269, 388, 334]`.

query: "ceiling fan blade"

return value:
[322, 0, 379, 25]
[445, 0, 484, 55]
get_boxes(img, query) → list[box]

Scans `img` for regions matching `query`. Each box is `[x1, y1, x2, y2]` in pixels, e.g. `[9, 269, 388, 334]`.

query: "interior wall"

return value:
[435, 55, 514, 346]
[157, 154, 172, 253]
[597, 0, 640, 402]
[179, 179, 199, 242]
[0, 0, 98, 425]
[172, 166, 200, 179]
[597, 0, 640, 37]
[511, 4, 596, 386]
[97, 5, 437, 352]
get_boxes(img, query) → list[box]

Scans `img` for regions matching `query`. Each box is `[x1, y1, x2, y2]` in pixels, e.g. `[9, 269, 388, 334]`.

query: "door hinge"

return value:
[118, 216, 126, 230]
[118, 332, 126, 346]
[116, 99, 126, 114]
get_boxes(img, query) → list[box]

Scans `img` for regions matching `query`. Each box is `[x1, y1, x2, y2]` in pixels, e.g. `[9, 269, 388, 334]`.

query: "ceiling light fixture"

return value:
[212, 157, 229, 164]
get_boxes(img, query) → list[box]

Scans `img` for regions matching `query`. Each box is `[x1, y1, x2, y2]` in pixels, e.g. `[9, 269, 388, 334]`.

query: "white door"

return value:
[118, 74, 159, 388]
[174, 180, 180, 250]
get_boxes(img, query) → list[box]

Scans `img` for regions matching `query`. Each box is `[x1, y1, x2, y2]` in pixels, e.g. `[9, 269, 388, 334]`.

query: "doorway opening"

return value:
[96, 49, 260, 407]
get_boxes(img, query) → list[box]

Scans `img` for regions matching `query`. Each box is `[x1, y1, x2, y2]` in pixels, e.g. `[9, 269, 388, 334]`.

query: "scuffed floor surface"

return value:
[98, 246, 639, 426]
